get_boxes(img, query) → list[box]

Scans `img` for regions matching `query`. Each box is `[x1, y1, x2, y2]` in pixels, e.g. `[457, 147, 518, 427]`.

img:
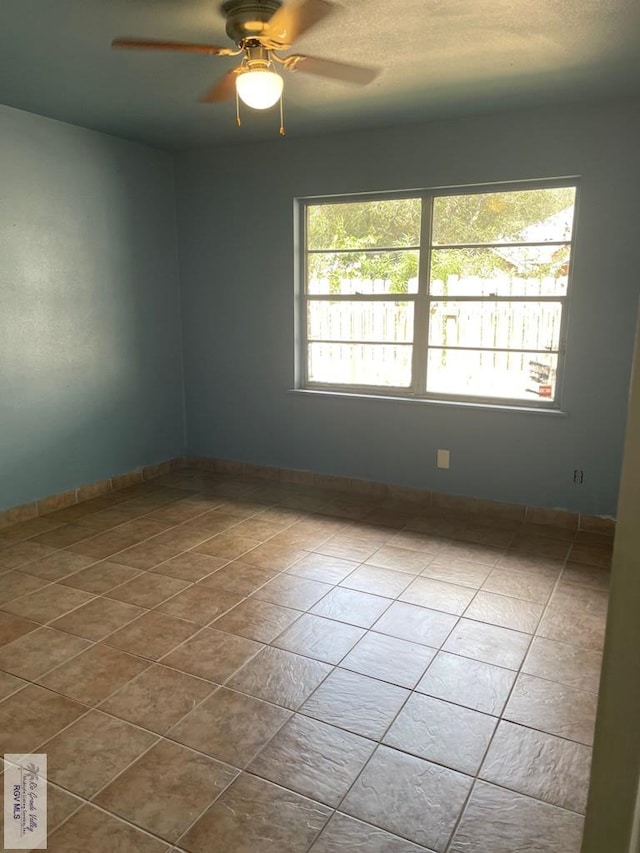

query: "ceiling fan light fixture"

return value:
[235, 67, 283, 109]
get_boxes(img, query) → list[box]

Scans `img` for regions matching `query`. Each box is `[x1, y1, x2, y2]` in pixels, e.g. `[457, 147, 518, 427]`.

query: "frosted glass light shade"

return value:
[236, 69, 283, 110]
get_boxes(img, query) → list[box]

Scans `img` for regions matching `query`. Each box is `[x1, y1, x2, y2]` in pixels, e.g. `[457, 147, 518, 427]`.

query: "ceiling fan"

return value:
[112, 0, 379, 129]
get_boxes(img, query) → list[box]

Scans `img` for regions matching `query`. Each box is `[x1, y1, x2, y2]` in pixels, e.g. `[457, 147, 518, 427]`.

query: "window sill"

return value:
[288, 388, 568, 416]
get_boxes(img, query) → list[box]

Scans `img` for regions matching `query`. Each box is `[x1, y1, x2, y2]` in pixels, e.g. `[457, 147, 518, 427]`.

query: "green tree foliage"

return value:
[307, 188, 575, 293]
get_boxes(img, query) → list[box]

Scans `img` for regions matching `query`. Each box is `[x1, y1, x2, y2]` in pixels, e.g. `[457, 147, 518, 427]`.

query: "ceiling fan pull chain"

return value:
[279, 92, 285, 135]
[236, 88, 242, 126]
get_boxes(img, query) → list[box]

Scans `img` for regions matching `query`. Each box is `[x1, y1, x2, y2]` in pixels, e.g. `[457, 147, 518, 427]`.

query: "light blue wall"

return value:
[0, 105, 185, 511]
[175, 97, 640, 516]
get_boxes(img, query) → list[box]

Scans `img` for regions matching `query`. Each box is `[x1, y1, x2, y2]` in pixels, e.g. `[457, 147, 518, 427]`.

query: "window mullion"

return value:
[411, 195, 433, 395]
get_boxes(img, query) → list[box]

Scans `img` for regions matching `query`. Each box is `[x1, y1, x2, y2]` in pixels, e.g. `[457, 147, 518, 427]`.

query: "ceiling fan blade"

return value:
[284, 54, 379, 85]
[264, 0, 334, 45]
[111, 38, 235, 56]
[200, 70, 238, 103]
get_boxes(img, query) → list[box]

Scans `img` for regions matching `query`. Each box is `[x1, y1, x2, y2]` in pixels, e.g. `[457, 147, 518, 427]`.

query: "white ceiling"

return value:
[1, 0, 639, 150]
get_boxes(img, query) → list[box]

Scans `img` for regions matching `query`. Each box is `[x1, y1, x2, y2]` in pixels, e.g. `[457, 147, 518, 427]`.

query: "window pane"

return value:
[426, 349, 558, 401]
[430, 246, 570, 296]
[428, 301, 562, 351]
[307, 199, 421, 250]
[308, 301, 413, 343]
[307, 250, 419, 295]
[308, 343, 412, 387]
[432, 187, 576, 245]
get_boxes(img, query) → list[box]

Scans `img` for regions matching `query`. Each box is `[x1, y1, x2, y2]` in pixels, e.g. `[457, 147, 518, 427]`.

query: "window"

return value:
[299, 181, 577, 408]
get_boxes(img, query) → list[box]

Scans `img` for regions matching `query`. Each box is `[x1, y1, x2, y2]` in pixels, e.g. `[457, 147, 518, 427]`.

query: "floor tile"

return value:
[0, 626, 90, 680]
[60, 560, 142, 594]
[443, 619, 530, 669]
[0, 684, 85, 753]
[162, 627, 262, 682]
[389, 530, 447, 556]
[252, 573, 333, 611]
[522, 636, 603, 693]
[568, 542, 612, 569]
[104, 610, 200, 659]
[0, 611, 39, 645]
[416, 651, 516, 716]
[366, 544, 429, 575]
[157, 586, 242, 624]
[194, 531, 262, 561]
[0, 671, 26, 700]
[249, 714, 375, 806]
[373, 601, 457, 647]
[44, 783, 85, 834]
[151, 551, 228, 581]
[113, 540, 178, 570]
[510, 534, 570, 560]
[169, 686, 290, 767]
[182, 510, 240, 535]
[481, 567, 556, 603]
[51, 596, 144, 640]
[212, 597, 302, 642]
[45, 709, 157, 796]
[342, 744, 472, 851]
[286, 552, 359, 584]
[272, 613, 365, 664]
[45, 804, 170, 853]
[227, 646, 332, 710]
[503, 673, 598, 745]
[20, 550, 94, 581]
[496, 552, 564, 576]
[0, 479, 607, 851]
[537, 604, 606, 651]
[400, 576, 475, 615]
[340, 565, 413, 598]
[310, 587, 392, 628]
[341, 631, 436, 688]
[480, 720, 592, 813]
[439, 542, 504, 566]
[456, 523, 515, 549]
[232, 516, 291, 541]
[463, 591, 543, 633]
[38, 644, 149, 705]
[107, 572, 190, 608]
[100, 663, 214, 733]
[317, 534, 379, 563]
[300, 668, 409, 739]
[198, 561, 277, 596]
[449, 780, 585, 853]
[66, 529, 143, 559]
[0, 570, 49, 604]
[384, 693, 497, 774]
[0, 541, 57, 570]
[1, 517, 62, 541]
[562, 562, 611, 591]
[243, 541, 312, 570]
[2, 583, 94, 623]
[96, 739, 237, 843]
[309, 812, 430, 853]
[180, 773, 331, 853]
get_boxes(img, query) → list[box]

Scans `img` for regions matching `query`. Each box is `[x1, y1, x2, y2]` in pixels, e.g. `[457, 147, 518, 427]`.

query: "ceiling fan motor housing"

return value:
[221, 0, 283, 44]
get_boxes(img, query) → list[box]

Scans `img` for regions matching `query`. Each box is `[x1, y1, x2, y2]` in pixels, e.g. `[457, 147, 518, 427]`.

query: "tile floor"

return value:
[0, 469, 612, 852]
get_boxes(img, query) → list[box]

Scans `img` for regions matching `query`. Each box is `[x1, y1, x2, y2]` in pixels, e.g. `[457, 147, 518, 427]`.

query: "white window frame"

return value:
[296, 179, 579, 410]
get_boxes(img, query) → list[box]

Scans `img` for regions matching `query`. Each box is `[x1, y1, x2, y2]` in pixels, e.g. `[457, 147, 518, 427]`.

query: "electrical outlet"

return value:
[573, 469, 584, 484]
[437, 449, 450, 469]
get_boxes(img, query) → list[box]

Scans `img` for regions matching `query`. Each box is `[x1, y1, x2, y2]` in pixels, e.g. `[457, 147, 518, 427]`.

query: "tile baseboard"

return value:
[186, 456, 616, 538]
[0, 457, 185, 530]
[0, 454, 615, 539]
